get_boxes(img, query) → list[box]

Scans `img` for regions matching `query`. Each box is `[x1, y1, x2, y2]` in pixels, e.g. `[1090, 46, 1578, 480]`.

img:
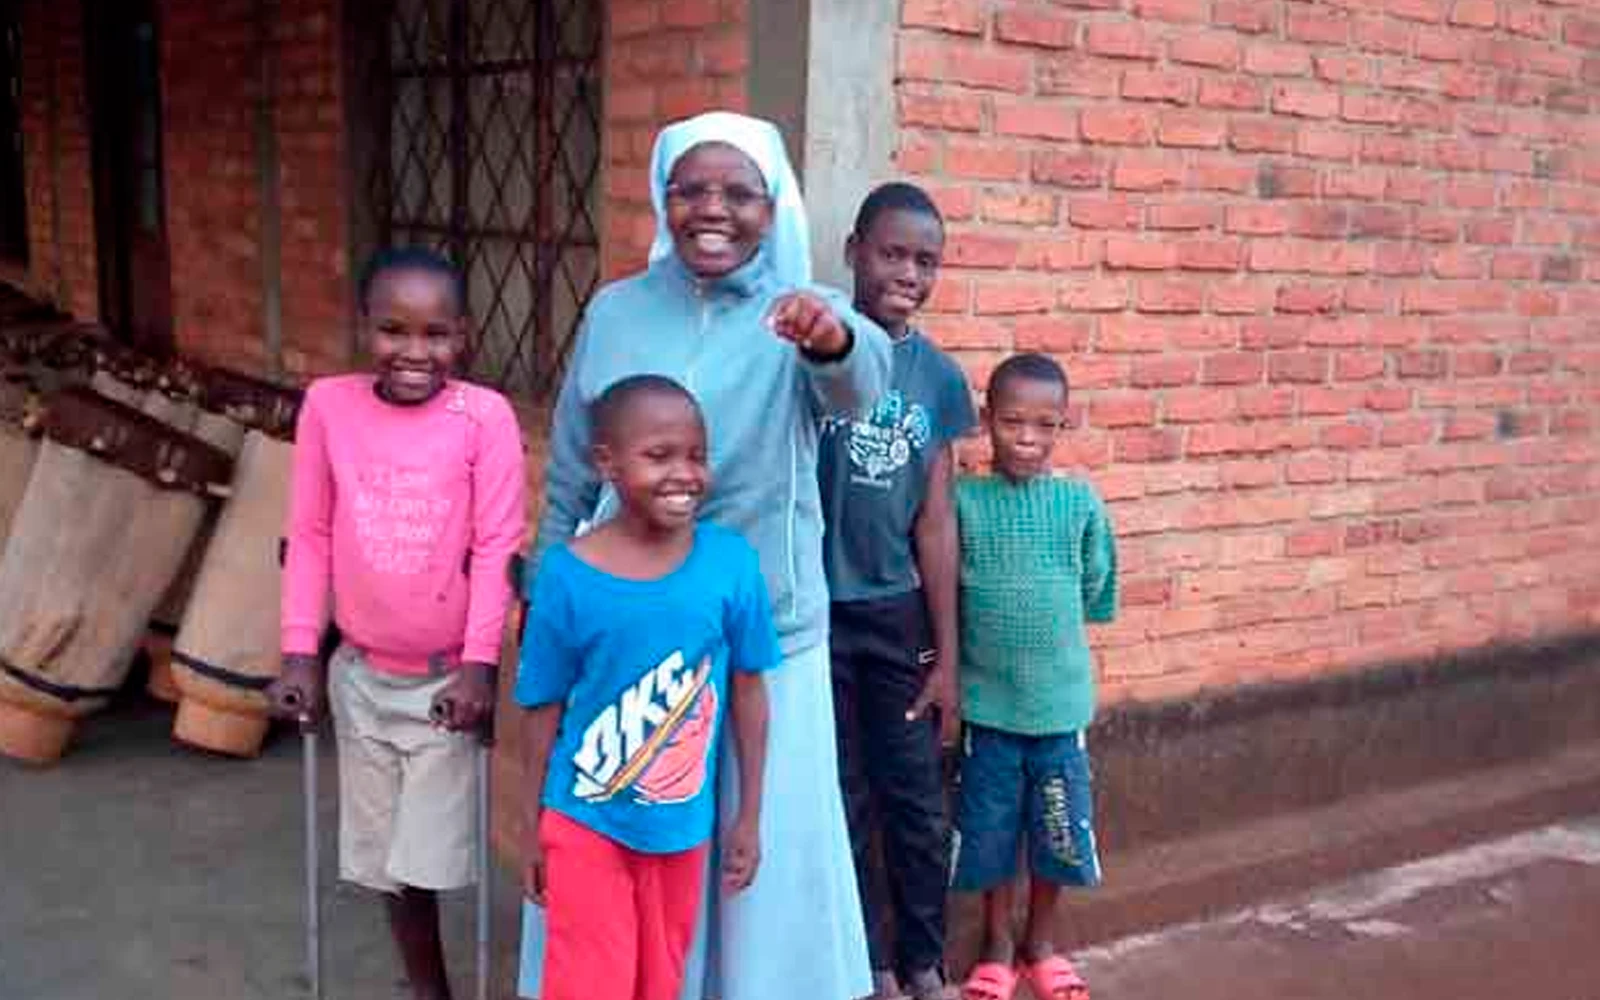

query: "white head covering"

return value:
[647, 111, 812, 288]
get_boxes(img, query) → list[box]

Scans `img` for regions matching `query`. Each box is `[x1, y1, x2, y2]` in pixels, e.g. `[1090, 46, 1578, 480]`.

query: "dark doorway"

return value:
[85, 0, 173, 351]
[0, 0, 26, 264]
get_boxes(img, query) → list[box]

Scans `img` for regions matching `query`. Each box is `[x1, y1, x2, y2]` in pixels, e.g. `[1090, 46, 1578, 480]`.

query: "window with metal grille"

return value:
[0, 0, 27, 263]
[369, 0, 601, 401]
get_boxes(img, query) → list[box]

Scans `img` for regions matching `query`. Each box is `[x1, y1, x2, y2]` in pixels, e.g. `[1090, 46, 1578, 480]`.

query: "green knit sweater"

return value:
[954, 474, 1118, 736]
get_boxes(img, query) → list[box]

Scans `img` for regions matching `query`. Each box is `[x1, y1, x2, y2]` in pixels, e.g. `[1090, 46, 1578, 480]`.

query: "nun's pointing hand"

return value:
[767, 291, 852, 361]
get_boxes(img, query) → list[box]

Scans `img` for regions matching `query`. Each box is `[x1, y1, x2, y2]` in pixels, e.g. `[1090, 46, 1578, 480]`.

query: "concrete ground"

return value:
[3, 694, 1599, 1000]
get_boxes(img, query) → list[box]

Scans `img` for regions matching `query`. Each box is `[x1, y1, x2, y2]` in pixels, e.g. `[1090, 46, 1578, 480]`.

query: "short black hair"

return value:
[851, 182, 944, 239]
[987, 352, 1069, 410]
[358, 246, 467, 316]
[590, 374, 703, 445]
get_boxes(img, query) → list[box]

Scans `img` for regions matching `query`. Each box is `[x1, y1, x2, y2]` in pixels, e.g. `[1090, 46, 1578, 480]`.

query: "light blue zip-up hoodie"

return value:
[533, 252, 892, 655]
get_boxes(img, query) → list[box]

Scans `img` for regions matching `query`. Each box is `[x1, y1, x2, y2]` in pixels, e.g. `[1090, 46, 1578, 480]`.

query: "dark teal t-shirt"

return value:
[817, 331, 977, 603]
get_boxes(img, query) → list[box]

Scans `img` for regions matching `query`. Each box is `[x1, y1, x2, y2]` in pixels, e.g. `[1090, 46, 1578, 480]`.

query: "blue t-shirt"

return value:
[514, 523, 781, 854]
[818, 331, 977, 602]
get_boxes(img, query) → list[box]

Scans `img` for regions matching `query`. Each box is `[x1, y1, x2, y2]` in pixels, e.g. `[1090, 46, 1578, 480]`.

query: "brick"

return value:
[1059, 278, 1129, 312]
[1291, 204, 1350, 240]
[921, 316, 1011, 349]
[946, 141, 1029, 180]
[1081, 107, 1156, 145]
[1122, 68, 1198, 104]
[1014, 317, 1093, 351]
[1017, 236, 1104, 271]
[1134, 0, 1209, 23]
[1170, 31, 1241, 69]
[902, 0, 985, 35]
[1189, 159, 1257, 193]
[1203, 351, 1266, 385]
[1273, 83, 1341, 118]
[1112, 155, 1186, 191]
[1226, 204, 1290, 235]
[1033, 150, 1107, 188]
[1297, 125, 1358, 161]
[1287, 452, 1343, 485]
[1158, 111, 1225, 148]
[1085, 22, 1159, 60]
[1389, 0, 1448, 25]
[1098, 315, 1176, 352]
[944, 232, 1022, 268]
[1211, 279, 1277, 314]
[1299, 386, 1367, 416]
[1214, 0, 1278, 34]
[1245, 41, 1313, 76]
[1228, 121, 1295, 156]
[1269, 351, 1331, 384]
[1069, 195, 1141, 230]
[1278, 283, 1341, 314]
[900, 91, 986, 132]
[1199, 77, 1267, 110]
[994, 8, 1078, 49]
[1148, 202, 1221, 231]
[1163, 389, 1238, 424]
[1177, 238, 1244, 271]
[1336, 352, 1388, 381]
[1322, 422, 1379, 450]
[1131, 354, 1202, 386]
[1115, 428, 1185, 462]
[1449, 0, 1497, 28]
[981, 192, 1059, 226]
[974, 279, 1055, 314]
[995, 101, 1078, 140]
[1316, 53, 1374, 86]
[1105, 237, 1179, 270]
[1038, 55, 1123, 98]
[945, 48, 1034, 92]
[1136, 278, 1207, 314]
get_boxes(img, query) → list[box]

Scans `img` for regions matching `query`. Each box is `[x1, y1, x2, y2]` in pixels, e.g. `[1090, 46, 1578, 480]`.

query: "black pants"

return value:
[831, 592, 948, 979]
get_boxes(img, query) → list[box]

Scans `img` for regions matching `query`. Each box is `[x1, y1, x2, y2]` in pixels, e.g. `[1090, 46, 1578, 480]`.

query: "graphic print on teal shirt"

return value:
[831, 388, 935, 488]
[818, 332, 977, 602]
[571, 647, 718, 807]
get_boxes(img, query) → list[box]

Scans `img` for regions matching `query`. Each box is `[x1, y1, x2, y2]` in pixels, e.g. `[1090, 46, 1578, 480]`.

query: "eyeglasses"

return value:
[664, 182, 770, 210]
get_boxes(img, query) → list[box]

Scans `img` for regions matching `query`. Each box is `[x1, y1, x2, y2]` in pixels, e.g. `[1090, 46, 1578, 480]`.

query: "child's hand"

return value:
[907, 657, 961, 749]
[721, 816, 762, 893]
[267, 655, 327, 727]
[522, 820, 548, 905]
[431, 662, 496, 736]
[767, 291, 851, 359]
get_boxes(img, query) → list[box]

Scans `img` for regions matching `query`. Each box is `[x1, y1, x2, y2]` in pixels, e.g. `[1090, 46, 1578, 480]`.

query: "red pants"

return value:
[540, 811, 707, 1000]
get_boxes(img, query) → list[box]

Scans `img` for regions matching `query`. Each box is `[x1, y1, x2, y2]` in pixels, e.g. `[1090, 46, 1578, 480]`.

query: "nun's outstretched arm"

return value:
[793, 285, 892, 418]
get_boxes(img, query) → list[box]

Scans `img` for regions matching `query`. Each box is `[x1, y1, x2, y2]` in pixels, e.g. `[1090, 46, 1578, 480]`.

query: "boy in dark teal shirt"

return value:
[952, 354, 1117, 1000]
[818, 183, 976, 1000]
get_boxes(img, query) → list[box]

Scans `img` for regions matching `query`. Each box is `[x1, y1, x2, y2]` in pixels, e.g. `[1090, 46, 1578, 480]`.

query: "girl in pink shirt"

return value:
[270, 247, 527, 1000]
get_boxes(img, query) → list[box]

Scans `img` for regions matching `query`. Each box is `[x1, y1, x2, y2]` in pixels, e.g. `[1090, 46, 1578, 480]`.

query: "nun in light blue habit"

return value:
[516, 110, 887, 1000]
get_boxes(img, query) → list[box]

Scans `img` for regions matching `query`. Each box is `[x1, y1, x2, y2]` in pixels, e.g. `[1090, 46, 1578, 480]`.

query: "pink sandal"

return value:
[1020, 955, 1089, 1000]
[961, 962, 1018, 1000]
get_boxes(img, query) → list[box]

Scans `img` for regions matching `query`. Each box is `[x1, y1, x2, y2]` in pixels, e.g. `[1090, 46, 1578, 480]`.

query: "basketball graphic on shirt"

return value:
[835, 390, 932, 485]
[571, 651, 717, 807]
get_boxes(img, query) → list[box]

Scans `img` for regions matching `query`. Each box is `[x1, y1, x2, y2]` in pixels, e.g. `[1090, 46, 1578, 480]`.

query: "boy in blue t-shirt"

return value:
[516, 375, 776, 1000]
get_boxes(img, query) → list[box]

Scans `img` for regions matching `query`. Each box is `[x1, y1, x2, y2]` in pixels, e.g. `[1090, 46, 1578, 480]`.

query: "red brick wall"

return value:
[161, 0, 267, 372]
[19, 0, 98, 320]
[600, 0, 751, 279]
[896, 0, 1600, 703]
[162, 0, 351, 378]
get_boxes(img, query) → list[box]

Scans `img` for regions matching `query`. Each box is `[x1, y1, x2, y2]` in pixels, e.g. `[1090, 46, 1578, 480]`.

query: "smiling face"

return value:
[664, 142, 773, 279]
[986, 374, 1068, 482]
[846, 206, 945, 339]
[594, 391, 710, 535]
[364, 268, 466, 404]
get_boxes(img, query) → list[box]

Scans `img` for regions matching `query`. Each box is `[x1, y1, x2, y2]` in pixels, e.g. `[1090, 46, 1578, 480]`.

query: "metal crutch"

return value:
[279, 540, 324, 1000]
[474, 722, 493, 1000]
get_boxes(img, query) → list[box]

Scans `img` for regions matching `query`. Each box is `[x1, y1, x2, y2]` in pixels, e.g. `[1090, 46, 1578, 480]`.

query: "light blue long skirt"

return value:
[518, 642, 871, 1000]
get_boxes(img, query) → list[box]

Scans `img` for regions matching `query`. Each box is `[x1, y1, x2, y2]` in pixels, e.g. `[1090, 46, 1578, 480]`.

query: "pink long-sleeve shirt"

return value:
[280, 375, 528, 676]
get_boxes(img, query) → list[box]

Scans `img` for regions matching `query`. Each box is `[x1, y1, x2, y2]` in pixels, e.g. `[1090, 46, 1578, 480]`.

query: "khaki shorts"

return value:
[329, 645, 479, 894]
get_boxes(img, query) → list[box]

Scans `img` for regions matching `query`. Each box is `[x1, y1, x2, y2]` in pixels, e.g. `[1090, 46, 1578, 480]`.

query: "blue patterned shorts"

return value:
[949, 725, 1102, 892]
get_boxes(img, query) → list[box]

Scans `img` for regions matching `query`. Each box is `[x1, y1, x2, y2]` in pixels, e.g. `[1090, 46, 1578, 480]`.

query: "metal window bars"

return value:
[370, 0, 601, 400]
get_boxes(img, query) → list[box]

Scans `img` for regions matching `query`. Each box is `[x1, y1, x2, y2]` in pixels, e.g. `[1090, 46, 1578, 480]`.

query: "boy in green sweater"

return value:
[951, 354, 1118, 1000]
